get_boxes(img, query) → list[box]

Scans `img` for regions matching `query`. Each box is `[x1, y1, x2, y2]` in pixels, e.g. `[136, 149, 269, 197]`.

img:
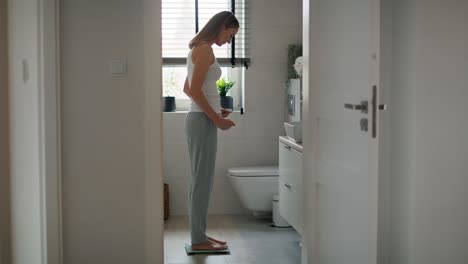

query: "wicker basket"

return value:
[164, 183, 170, 220]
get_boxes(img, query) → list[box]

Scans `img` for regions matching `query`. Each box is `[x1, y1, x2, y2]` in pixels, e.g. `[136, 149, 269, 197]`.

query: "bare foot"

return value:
[208, 236, 227, 245]
[192, 241, 227, 251]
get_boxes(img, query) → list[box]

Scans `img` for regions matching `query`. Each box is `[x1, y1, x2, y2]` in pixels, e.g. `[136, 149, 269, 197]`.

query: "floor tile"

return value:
[164, 215, 301, 264]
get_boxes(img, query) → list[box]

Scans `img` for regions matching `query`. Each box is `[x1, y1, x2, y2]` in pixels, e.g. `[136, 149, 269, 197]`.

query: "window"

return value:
[162, 0, 249, 112]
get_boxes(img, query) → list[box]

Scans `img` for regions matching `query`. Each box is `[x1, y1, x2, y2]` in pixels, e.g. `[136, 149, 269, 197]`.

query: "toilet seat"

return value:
[227, 166, 279, 177]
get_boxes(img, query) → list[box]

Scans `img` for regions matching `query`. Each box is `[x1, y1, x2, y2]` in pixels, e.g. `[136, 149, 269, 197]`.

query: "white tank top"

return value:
[187, 49, 222, 112]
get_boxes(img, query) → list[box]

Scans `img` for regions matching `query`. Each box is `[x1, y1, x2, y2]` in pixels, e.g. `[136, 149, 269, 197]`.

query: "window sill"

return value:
[163, 110, 243, 114]
[163, 110, 190, 114]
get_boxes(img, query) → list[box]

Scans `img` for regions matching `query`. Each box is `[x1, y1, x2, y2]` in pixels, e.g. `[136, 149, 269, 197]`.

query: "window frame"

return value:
[162, 0, 249, 68]
[161, 0, 249, 112]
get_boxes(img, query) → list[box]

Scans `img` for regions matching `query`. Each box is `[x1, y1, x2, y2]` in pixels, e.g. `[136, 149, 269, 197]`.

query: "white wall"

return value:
[61, 0, 148, 263]
[8, 0, 43, 263]
[163, 0, 303, 216]
[391, 1, 468, 263]
[0, 0, 11, 263]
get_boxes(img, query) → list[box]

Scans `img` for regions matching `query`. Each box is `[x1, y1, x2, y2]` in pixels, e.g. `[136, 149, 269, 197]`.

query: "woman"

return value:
[183, 11, 239, 251]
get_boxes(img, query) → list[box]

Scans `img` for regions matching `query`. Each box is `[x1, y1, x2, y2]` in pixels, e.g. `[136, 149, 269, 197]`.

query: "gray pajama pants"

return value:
[185, 112, 217, 244]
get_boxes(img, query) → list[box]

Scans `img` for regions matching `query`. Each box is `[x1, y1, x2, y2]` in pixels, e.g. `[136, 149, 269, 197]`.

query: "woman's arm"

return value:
[186, 76, 230, 119]
[183, 78, 191, 98]
[188, 45, 229, 124]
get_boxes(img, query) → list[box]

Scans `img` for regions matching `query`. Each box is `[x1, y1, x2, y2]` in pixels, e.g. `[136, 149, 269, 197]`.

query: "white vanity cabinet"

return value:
[278, 136, 303, 235]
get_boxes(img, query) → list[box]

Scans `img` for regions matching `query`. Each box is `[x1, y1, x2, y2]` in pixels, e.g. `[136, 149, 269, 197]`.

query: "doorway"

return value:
[161, 0, 303, 263]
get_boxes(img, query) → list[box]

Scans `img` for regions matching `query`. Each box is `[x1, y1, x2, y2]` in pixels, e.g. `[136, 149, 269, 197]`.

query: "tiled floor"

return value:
[164, 215, 301, 264]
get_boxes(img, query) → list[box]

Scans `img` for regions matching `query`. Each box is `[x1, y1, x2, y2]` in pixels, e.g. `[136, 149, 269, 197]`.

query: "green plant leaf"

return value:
[288, 44, 303, 79]
[216, 77, 235, 96]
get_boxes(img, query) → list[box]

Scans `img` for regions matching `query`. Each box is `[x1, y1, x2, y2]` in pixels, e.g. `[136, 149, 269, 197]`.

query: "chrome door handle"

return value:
[344, 101, 368, 114]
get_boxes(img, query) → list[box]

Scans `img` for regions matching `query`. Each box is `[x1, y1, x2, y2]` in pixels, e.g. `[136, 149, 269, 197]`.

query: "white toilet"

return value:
[227, 166, 279, 215]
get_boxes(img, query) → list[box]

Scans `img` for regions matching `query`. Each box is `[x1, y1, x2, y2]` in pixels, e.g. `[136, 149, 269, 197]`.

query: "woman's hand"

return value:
[183, 78, 191, 98]
[220, 108, 232, 118]
[214, 117, 235, 130]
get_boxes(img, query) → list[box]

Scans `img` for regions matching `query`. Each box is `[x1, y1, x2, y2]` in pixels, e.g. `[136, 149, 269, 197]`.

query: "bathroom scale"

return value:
[185, 244, 231, 255]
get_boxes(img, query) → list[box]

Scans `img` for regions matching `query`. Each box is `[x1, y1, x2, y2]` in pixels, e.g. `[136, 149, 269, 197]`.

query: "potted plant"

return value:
[216, 77, 235, 110]
[287, 44, 303, 100]
[163, 94, 176, 112]
[286, 44, 303, 121]
[163, 70, 177, 112]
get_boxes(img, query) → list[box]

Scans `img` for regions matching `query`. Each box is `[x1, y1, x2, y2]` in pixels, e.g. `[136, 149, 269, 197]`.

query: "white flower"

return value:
[293, 56, 303, 78]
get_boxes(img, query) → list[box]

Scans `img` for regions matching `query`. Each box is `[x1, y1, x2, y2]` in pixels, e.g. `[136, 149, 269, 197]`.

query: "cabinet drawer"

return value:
[279, 142, 303, 189]
[279, 178, 303, 235]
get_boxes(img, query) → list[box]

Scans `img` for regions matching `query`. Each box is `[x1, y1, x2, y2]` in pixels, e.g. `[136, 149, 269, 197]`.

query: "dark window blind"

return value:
[162, 0, 250, 67]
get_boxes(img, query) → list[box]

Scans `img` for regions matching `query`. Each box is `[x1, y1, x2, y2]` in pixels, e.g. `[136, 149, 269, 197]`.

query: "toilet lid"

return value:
[228, 166, 279, 177]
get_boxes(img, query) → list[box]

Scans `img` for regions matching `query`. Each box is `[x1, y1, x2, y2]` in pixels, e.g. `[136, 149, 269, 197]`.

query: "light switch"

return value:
[109, 59, 127, 76]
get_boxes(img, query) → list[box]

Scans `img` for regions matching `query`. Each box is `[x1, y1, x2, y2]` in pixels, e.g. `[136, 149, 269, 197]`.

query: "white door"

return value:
[302, 0, 381, 263]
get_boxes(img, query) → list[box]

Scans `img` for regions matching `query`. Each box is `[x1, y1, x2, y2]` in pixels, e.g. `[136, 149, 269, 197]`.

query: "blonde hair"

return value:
[189, 11, 239, 49]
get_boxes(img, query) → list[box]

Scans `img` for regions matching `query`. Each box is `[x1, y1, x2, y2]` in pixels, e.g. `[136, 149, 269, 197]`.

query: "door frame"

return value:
[301, 0, 319, 263]
[40, 0, 164, 263]
[39, 0, 62, 263]
[141, 0, 165, 263]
